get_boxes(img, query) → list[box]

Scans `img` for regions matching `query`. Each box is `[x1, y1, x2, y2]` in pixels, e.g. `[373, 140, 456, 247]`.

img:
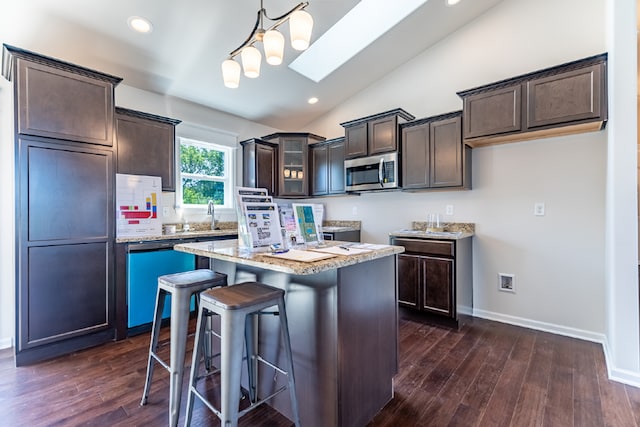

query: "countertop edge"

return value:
[174, 240, 404, 275]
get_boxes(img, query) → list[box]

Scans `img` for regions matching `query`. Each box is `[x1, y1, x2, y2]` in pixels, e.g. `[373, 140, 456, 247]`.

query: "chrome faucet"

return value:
[207, 200, 218, 230]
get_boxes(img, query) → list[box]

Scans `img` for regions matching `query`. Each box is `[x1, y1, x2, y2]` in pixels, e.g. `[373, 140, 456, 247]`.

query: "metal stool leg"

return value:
[184, 303, 208, 427]
[220, 310, 246, 427]
[141, 287, 167, 406]
[168, 289, 192, 427]
[244, 313, 258, 403]
[277, 296, 301, 427]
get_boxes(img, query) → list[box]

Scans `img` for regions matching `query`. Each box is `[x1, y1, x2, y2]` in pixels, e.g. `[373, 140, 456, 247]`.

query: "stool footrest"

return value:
[150, 352, 171, 372]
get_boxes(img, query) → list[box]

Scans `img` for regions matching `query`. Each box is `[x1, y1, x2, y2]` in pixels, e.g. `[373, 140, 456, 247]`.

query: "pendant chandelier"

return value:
[221, 1, 314, 88]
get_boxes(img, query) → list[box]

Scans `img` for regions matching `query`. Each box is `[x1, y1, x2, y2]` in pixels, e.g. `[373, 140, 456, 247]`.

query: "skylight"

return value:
[289, 0, 430, 82]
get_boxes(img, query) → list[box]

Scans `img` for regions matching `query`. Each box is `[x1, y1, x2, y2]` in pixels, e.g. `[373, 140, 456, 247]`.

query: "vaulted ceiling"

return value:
[1, 0, 503, 129]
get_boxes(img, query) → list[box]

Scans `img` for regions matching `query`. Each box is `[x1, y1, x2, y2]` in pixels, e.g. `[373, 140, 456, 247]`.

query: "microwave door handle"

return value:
[379, 158, 384, 187]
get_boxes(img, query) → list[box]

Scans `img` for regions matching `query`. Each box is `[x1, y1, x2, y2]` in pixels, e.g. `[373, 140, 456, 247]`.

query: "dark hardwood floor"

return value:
[1, 316, 639, 426]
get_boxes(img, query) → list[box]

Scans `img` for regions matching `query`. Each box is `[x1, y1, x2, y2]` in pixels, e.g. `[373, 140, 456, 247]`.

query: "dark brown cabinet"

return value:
[4, 45, 120, 146]
[115, 107, 181, 192]
[261, 132, 325, 197]
[310, 137, 345, 196]
[390, 236, 472, 327]
[458, 53, 607, 147]
[3, 44, 121, 365]
[340, 108, 414, 159]
[401, 111, 471, 190]
[241, 138, 278, 196]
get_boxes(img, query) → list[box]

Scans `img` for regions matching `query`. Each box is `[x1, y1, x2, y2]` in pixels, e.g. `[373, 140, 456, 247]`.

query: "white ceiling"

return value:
[1, 0, 503, 129]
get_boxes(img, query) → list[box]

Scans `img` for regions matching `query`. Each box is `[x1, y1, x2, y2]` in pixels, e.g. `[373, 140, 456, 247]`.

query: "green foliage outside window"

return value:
[181, 144, 225, 205]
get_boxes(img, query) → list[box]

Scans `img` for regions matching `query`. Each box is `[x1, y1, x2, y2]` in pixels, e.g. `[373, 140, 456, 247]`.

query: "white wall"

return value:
[0, 72, 15, 348]
[605, 0, 639, 383]
[305, 0, 623, 360]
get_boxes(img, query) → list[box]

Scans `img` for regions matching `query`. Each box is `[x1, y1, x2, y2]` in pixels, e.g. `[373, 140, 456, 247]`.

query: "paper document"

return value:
[262, 249, 337, 262]
[310, 246, 372, 256]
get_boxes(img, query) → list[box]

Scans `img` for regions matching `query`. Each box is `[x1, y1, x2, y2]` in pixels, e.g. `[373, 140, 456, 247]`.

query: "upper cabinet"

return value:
[2, 44, 122, 146]
[261, 132, 325, 198]
[401, 111, 471, 191]
[457, 53, 607, 147]
[241, 138, 278, 196]
[115, 107, 181, 192]
[340, 108, 415, 159]
[310, 137, 345, 196]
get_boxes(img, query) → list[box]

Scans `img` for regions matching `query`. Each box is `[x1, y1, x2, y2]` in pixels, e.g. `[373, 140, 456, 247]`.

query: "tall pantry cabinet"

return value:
[2, 44, 122, 365]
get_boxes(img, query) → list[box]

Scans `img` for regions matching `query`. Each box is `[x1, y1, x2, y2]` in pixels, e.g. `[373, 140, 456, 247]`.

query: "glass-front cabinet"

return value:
[261, 132, 325, 197]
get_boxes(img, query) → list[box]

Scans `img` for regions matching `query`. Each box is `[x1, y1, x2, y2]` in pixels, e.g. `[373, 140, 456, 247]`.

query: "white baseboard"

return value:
[0, 336, 13, 350]
[472, 308, 606, 343]
[473, 309, 640, 388]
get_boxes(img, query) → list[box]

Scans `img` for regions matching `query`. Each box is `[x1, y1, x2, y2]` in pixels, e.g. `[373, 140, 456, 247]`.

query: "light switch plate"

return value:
[445, 205, 454, 216]
[534, 202, 545, 216]
[163, 207, 170, 217]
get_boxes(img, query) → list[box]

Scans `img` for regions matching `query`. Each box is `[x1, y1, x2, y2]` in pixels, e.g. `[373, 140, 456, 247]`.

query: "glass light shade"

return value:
[221, 59, 241, 88]
[241, 46, 262, 78]
[289, 10, 313, 51]
[263, 29, 285, 65]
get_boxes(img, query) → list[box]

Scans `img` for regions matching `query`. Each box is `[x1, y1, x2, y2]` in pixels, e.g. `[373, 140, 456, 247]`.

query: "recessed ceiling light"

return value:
[128, 16, 153, 34]
[308, 97, 319, 104]
[447, 0, 462, 5]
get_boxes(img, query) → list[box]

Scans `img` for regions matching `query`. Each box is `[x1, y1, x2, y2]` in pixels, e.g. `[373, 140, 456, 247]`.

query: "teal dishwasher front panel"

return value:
[127, 249, 196, 328]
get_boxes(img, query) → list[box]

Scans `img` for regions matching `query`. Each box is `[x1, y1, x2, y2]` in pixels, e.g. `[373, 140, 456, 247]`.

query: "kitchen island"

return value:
[174, 239, 404, 427]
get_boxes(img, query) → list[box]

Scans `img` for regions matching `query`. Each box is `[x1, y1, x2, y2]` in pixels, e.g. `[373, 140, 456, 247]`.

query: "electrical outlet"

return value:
[163, 207, 170, 217]
[445, 205, 454, 216]
[498, 273, 515, 293]
[534, 202, 545, 216]
[352, 206, 358, 216]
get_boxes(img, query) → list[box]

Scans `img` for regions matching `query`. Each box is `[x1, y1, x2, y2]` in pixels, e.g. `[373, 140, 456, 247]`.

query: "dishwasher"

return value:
[127, 241, 196, 333]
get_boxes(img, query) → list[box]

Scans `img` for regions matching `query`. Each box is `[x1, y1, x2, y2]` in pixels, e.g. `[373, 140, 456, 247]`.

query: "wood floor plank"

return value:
[624, 383, 640, 426]
[541, 333, 575, 427]
[593, 340, 638, 427]
[573, 339, 605, 426]
[510, 332, 555, 427]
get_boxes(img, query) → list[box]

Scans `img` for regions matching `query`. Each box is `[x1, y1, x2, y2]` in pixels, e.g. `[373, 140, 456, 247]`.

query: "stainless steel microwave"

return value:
[344, 152, 399, 192]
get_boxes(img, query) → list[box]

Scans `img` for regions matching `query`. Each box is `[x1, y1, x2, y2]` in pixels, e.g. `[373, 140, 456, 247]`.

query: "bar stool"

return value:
[140, 269, 227, 427]
[184, 282, 301, 427]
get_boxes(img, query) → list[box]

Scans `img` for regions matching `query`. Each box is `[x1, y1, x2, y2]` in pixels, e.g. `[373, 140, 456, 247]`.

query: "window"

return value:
[178, 137, 234, 210]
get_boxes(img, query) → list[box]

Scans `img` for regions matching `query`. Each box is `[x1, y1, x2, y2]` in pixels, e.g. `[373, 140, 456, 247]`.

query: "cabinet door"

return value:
[526, 63, 604, 129]
[328, 141, 345, 194]
[16, 58, 115, 146]
[279, 136, 308, 196]
[17, 138, 114, 364]
[311, 144, 328, 196]
[344, 123, 368, 158]
[369, 116, 397, 155]
[463, 84, 522, 139]
[397, 254, 420, 308]
[402, 124, 430, 189]
[256, 143, 277, 195]
[422, 256, 454, 317]
[430, 115, 463, 188]
[116, 113, 176, 191]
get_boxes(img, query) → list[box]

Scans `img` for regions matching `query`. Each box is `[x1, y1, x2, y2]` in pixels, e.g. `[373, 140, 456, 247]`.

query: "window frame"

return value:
[176, 135, 236, 211]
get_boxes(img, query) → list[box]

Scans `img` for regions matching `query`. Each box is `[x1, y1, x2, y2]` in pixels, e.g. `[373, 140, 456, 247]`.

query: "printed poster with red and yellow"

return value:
[116, 174, 163, 238]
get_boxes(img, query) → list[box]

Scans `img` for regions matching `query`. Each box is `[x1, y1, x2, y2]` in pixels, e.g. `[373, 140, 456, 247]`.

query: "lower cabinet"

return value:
[390, 236, 472, 326]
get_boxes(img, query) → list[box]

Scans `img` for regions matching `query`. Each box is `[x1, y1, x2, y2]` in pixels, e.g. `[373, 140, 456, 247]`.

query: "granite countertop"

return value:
[174, 239, 404, 275]
[389, 222, 475, 240]
[322, 220, 361, 233]
[116, 228, 238, 243]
